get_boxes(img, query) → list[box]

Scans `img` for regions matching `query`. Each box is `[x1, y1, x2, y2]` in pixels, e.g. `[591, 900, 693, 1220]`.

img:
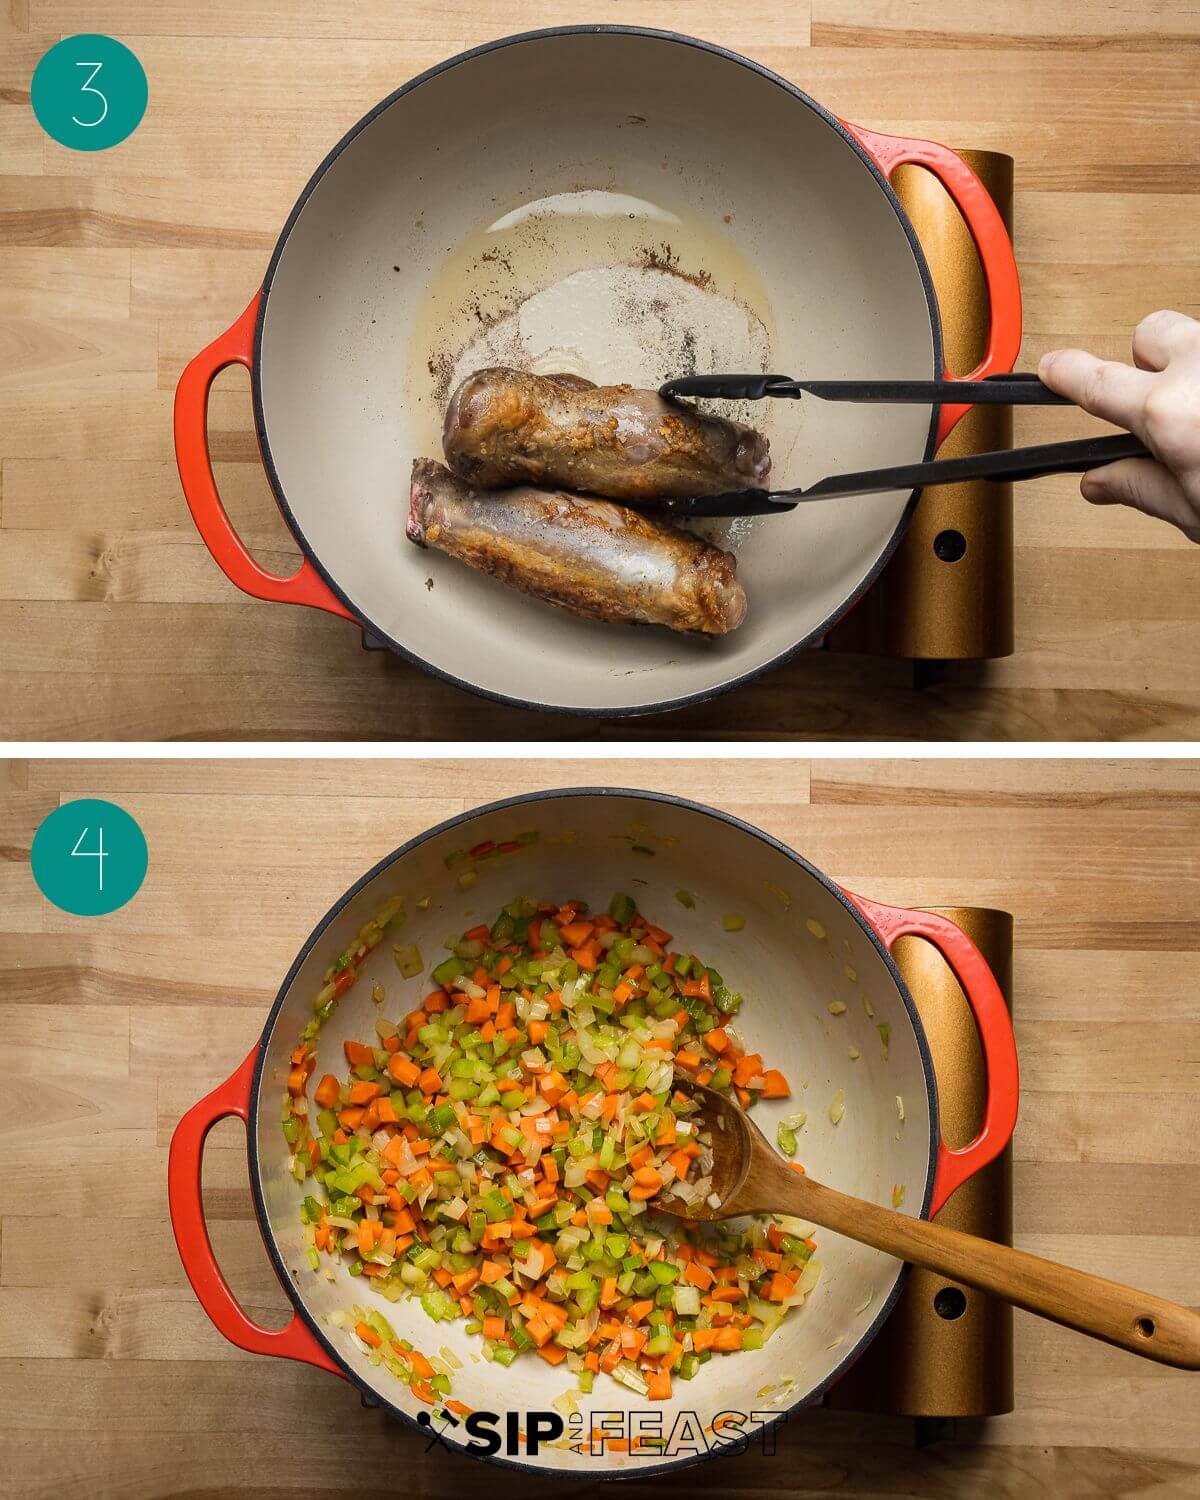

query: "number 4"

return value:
[71, 825, 107, 891]
[73, 62, 108, 129]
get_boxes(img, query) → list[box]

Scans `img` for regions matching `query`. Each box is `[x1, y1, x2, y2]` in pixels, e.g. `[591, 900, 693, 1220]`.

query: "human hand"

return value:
[1038, 309, 1200, 543]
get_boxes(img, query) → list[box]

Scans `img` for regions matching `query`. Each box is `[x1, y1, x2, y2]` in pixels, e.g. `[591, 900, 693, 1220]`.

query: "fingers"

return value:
[1132, 309, 1200, 372]
[1081, 457, 1200, 543]
[1037, 348, 1155, 435]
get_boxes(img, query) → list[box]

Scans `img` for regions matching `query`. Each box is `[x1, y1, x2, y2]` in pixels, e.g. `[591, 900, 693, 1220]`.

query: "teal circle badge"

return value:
[31, 799, 148, 916]
[31, 35, 147, 152]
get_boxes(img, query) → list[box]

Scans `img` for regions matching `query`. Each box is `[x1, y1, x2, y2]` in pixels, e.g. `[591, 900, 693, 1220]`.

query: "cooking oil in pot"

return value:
[407, 188, 782, 474]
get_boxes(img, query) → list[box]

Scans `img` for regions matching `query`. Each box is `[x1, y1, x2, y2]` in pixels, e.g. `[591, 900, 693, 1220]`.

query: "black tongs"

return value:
[655, 372, 1151, 516]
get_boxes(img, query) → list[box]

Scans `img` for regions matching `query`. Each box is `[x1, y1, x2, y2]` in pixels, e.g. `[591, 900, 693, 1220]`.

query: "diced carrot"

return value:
[732, 1053, 763, 1086]
[646, 1370, 672, 1400]
[313, 1073, 340, 1109]
[387, 1054, 420, 1087]
[348, 1080, 381, 1105]
[525, 1315, 552, 1348]
[619, 1325, 647, 1357]
[527, 1018, 549, 1045]
[343, 1040, 375, 1068]
[417, 1066, 443, 1094]
[761, 1069, 791, 1099]
[703, 1027, 730, 1054]
[355, 1321, 382, 1348]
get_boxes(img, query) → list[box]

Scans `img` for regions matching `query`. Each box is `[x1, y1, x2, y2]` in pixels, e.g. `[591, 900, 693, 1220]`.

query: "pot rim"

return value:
[249, 24, 943, 718]
[245, 787, 941, 1478]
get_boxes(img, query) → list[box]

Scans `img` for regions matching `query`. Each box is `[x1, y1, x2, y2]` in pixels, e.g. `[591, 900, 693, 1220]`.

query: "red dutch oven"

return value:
[169, 789, 1018, 1476]
[175, 26, 1020, 717]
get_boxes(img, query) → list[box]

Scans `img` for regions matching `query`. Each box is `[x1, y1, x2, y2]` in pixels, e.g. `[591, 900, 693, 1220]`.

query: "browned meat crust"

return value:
[442, 366, 770, 502]
[408, 458, 746, 635]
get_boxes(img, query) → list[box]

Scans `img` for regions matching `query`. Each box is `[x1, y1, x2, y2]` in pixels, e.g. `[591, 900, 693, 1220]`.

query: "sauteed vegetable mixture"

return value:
[282, 892, 822, 1403]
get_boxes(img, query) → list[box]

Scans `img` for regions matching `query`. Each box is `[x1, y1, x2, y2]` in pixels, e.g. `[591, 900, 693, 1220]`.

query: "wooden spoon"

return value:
[659, 1080, 1200, 1371]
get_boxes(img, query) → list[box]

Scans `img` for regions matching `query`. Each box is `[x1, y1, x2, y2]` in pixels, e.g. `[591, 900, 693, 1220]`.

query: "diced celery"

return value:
[673, 1285, 701, 1316]
[482, 1189, 510, 1222]
[608, 892, 636, 924]
[431, 956, 464, 986]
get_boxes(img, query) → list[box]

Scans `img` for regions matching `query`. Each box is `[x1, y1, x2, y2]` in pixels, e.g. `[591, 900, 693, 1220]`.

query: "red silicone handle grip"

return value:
[848, 895, 1019, 1216]
[843, 122, 1023, 448]
[167, 1048, 343, 1376]
[174, 294, 352, 619]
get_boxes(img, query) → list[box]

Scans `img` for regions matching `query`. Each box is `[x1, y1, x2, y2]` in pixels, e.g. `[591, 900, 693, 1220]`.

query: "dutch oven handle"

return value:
[847, 895, 1020, 1217]
[841, 123, 1023, 449]
[168, 1047, 344, 1376]
[174, 294, 352, 619]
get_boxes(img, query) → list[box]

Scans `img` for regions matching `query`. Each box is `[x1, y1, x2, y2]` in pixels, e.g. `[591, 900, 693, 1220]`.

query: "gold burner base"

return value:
[829, 149, 1015, 662]
[827, 906, 1015, 1419]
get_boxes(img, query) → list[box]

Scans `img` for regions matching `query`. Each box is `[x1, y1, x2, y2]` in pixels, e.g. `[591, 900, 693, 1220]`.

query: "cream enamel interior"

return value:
[257, 31, 937, 713]
[252, 793, 937, 1473]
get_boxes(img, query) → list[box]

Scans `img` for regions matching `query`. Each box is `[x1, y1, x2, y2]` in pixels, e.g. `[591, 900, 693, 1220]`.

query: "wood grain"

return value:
[0, 755, 1197, 1496]
[1, 0, 1198, 740]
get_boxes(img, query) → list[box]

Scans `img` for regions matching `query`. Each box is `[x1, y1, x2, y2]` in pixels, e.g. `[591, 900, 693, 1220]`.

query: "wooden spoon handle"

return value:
[779, 1174, 1200, 1370]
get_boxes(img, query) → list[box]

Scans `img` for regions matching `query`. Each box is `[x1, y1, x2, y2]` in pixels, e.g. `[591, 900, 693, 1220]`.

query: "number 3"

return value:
[72, 61, 108, 128]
